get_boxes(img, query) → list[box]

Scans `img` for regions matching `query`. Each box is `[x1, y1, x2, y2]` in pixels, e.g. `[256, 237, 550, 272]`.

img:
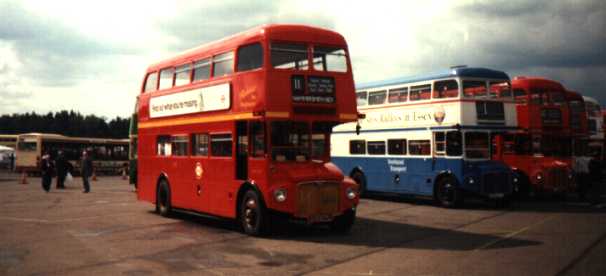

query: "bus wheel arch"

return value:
[236, 182, 271, 236]
[155, 174, 172, 217]
[350, 168, 367, 196]
[433, 174, 462, 208]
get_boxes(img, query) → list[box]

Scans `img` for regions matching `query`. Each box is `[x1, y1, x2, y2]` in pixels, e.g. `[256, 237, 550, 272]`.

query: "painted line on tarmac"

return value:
[474, 214, 557, 251]
[0, 216, 50, 223]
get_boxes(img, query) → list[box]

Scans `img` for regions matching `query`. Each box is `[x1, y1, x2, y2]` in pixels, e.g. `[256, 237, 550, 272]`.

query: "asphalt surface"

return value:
[1, 171, 605, 275]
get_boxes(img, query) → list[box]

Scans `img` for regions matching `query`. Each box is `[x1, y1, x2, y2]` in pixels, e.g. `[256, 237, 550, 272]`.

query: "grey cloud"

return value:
[0, 1, 133, 86]
[156, 1, 335, 52]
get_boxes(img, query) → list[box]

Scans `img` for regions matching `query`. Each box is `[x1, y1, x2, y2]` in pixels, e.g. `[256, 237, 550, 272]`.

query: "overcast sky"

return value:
[1, 0, 604, 119]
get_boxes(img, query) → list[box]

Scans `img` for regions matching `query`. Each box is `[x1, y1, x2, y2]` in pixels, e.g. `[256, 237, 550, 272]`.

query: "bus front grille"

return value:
[297, 181, 340, 218]
[482, 172, 511, 194]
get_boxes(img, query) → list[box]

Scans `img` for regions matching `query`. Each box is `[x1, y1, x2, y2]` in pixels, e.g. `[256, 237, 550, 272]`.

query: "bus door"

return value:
[236, 121, 248, 180]
[247, 121, 267, 183]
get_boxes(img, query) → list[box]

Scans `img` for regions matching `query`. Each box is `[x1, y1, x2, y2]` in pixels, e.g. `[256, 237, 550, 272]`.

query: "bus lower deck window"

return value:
[349, 140, 366, 155]
[210, 134, 232, 157]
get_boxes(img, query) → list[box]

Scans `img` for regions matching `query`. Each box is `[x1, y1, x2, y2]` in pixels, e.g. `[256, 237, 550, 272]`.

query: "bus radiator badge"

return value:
[434, 106, 446, 124]
[195, 162, 204, 179]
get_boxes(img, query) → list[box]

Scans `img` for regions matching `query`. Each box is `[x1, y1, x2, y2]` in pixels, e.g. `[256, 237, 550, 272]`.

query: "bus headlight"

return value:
[536, 173, 543, 181]
[513, 177, 519, 183]
[467, 178, 475, 185]
[273, 189, 287, 203]
[346, 187, 356, 200]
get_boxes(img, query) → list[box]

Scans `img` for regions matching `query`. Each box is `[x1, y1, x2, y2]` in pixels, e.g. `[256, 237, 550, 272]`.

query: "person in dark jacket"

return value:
[588, 153, 603, 205]
[81, 150, 93, 193]
[55, 150, 68, 189]
[40, 152, 54, 192]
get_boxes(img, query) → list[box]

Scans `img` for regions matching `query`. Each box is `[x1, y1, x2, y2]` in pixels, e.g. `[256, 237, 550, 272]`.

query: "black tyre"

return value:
[435, 177, 462, 208]
[351, 171, 367, 197]
[156, 179, 172, 217]
[330, 209, 356, 234]
[239, 189, 270, 236]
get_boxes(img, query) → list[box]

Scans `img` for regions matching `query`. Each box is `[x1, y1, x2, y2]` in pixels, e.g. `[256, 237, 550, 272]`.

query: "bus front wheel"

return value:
[239, 190, 270, 236]
[435, 177, 462, 208]
[156, 179, 172, 217]
[351, 171, 367, 197]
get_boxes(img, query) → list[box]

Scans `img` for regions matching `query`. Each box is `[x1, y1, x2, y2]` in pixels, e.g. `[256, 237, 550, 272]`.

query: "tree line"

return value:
[0, 110, 130, 139]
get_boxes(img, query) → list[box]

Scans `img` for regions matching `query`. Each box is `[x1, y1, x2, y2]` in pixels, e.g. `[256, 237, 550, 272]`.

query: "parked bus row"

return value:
[130, 24, 603, 236]
[14, 133, 129, 175]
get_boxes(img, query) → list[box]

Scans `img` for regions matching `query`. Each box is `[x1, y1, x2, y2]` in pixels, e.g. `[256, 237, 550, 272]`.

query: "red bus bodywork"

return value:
[136, 24, 359, 234]
[493, 77, 573, 195]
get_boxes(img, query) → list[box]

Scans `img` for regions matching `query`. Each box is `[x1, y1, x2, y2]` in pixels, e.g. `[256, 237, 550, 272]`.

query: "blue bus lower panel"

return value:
[332, 156, 513, 198]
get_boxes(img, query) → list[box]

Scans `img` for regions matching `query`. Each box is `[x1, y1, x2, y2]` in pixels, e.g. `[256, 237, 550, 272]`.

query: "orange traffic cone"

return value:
[92, 170, 97, 181]
[20, 171, 28, 185]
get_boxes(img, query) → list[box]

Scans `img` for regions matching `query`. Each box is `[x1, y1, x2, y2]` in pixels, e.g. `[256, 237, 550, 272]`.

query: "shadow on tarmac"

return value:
[361, 192, 606, 214]
[156, 209, 542, 252]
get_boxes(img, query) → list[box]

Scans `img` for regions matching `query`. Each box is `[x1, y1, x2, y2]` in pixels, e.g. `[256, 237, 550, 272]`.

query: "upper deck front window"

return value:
[313, 46, 348, 72]
[463, 80, 487, 98]
[513, 89, 527, 103]
[237, 43, 264, 72]
[550, 92, 565, 106]
[489, 81, 512, 99]
[271, 43, 308, 70]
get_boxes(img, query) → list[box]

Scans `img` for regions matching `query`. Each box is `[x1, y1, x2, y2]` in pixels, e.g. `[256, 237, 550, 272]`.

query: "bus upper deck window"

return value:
[159, 68, 174, 90]
[368, 90, 387, 105]
[313, 46, 347, 72]
[410, 85, 431, 101]
[237, 43, 264, 72]
[388, 87, 408, 103]
[144, 72, 158, 92]
[356, 91, 368, 106]
[463, 80, 487, 98]
[513, 89, 527, 103]
[489, 81, 511, 99]
[213, 52, 234, 77]
[193, 58, 211, 82]
[175, 64, 191, 86]
[433, 80, 458, 99]
[271, 43, 308, 70]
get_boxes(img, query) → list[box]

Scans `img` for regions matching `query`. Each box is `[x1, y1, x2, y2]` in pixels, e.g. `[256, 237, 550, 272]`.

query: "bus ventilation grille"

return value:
[482, 172, 511, 194]
[296, 181, 340, 218]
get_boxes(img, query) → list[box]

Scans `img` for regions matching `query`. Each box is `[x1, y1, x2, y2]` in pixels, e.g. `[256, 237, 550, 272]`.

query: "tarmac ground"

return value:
[1, 171, 605, 275]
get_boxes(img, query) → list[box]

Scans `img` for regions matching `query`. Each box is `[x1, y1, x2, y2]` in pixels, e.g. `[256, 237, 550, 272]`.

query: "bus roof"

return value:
[18, 133, 128, 144]
[583, 95, 599, 105]
[147, 24, 347, 72]
[512, 76, 566, 92]
[356, 67, 509, 90]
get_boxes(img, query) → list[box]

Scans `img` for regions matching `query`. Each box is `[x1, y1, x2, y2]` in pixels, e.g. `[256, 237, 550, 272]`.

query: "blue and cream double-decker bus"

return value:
[331, 67, 518, 207]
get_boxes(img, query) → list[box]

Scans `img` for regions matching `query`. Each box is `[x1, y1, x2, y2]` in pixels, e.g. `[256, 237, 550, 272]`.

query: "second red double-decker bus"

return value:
[136, 24, 360, 235]
[492, 77, 574, 197]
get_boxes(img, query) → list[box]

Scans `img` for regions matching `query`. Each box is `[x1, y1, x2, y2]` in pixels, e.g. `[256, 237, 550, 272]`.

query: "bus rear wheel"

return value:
[351, 171, 367, 197]
[156, 179, 172, 217]
[435, 177, 462, 208]
[239, 190, 270, 236]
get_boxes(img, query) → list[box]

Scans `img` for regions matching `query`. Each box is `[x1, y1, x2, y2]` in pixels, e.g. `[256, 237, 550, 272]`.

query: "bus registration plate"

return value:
[489, 193, 504, 198]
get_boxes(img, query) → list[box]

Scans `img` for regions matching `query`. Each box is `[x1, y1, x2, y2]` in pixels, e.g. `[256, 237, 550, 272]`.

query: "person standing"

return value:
[40, 152, 54, 192]
[588, 153, 603, 205]
[55, 150, 68, 189]
[81, 150, 93, 193]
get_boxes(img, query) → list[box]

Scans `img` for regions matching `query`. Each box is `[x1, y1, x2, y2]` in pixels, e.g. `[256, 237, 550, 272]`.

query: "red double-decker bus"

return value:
[136, 24, 360, 235]
[492, 77, 573, 196]
[566, 90, 589, 160]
